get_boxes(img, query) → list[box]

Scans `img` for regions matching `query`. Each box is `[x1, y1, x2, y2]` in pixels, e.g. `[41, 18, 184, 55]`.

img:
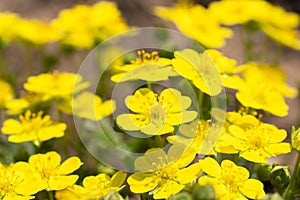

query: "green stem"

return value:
[284, 152, 300, 199]
[48, 190, 54, 200]
[198, 91, 204, 119]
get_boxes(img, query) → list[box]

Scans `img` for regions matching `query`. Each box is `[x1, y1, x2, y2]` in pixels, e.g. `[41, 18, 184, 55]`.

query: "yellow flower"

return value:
[172, 49, 222, 96]
[261, 25, 300, 50]
[208, 0, 300, 50]
[111, 50, 177, 82]
[0, 162, 45, 200]
[236, 63, 297, 116]
[216, 112, 291, 163]
[0, 12, 20, 43]
[23, 71, 89, 101]
[68, 171, 126, 199]
[51, 2, 129, 48]
[59, 91, 116, 120]
[128, 145, 201, 199]
[116, 88, 197, 135]
[0, 79, 14, 109]
[199, 157, 265, 200]
[155, 1, 232, 48]
[1, 110, 66, 146]
[25, 151, 82, 191]
[168, 120, 219, 155]
[14, 19, 60, 45]
[205, 49, 245, 90]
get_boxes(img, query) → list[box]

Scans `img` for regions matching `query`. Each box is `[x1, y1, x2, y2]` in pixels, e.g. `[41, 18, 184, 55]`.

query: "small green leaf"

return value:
[270, 166, 291, 195]
[192, 184, 216, 200]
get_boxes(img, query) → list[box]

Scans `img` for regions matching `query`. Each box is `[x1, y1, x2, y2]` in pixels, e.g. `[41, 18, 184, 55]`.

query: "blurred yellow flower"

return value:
[51, 1, 129, 48]
[172, 49, 222, 96]
[117, 88, 197, 135]
[168, 120, 218, 155]
[15, 19, 60, 45]
[0, 12, 20, 43]
[216, 112, 291, 163]
[0, 162, 45, 200]
[155, 1, 232, 48]
[0, 12, 60, 45]
[55, 188, 84, 200]
[68, 171, 126, 199]
[25, 151, 82, 191]
[128, 146, 201, 199]
[0, 79, 14, 109]
[208, 0, 300, 50]
[261, 25, 300, 50]
[24, 71, 89, 101]
[60, 91, 116, 120]
[236, 63, 297, 116]
[111, 50, 177, 82]
[1, 110, 66, 146]
[199, 157, 265, 199]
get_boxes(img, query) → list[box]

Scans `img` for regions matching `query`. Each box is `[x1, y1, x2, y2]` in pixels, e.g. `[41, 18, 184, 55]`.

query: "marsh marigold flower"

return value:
[58, 91, 116, 120]
[216, 112, 291, 163]
[51, 1, 129, 48]
[208, 0, 300, 50]
[117, 88, 197, 135]
[128, 145, 201, 199]
[205, 49, 245, 90]
[168, 120, 221, 155]
[21, 151, 83, 191]
[111, 50, 177, 82]
[66, 171, 126, 199]
[199, 157, 265, 200]
[0, 162, 45, 200]
[155, 1, 232, 48]
[0, 79, 14, 109]
[24, 71, 89, 101]
[1, 110, 66, 146]
[236, 63, 297, 116]
[172, 49, 223, 96]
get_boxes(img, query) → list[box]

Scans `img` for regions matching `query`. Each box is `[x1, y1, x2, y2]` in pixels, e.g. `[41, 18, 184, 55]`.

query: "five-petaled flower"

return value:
[1, 110, 67, 146]
[199, 157, 265, 200]
[116, 88, 197, 135]
[19, 151, 83, 191]
[128, 145, 201, 199]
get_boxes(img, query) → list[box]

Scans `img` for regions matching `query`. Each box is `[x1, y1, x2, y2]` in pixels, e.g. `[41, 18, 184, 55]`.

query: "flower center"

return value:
[156, 165, 178, 180]
[0, 167, 23, 198]
[132, 50, 159, 65]
[149, 104, 167, 125]
[246, 126, 268, 149]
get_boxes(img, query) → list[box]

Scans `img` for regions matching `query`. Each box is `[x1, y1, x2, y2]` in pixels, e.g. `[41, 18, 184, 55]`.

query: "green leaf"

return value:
[192, 184, 216, 200]
[270, 166, 291, 195]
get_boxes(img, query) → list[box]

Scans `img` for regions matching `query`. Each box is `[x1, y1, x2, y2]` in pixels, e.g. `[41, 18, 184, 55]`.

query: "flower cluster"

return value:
[0, 1, 129, 48]
[1, 0, 300, 199]
[155, 0, 300, 50]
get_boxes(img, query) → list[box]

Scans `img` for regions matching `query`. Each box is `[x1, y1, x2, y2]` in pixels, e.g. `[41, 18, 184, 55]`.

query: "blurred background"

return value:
[0, 0, 300, 167]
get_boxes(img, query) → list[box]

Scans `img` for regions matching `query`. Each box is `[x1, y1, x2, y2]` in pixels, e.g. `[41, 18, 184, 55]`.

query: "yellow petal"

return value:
[57, 157, 83, 175]
[127, 173, 159, 193]
[240, 149, 268, 163]
[240, 179, 265, 199]
[176, 163, 202, 184]
[158, 88, 192, 112]
[199, 157, 221, 177]
[1, 119, 22, 134]
[49, 175, 79, 191]
[166, 111, 197, 125]
[111, 171, 127, 187]
[153, 180, 184, 199]
[116, 114, 146, 131]
[125, 88, 156, 113]
[265, 143, 291, 155]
